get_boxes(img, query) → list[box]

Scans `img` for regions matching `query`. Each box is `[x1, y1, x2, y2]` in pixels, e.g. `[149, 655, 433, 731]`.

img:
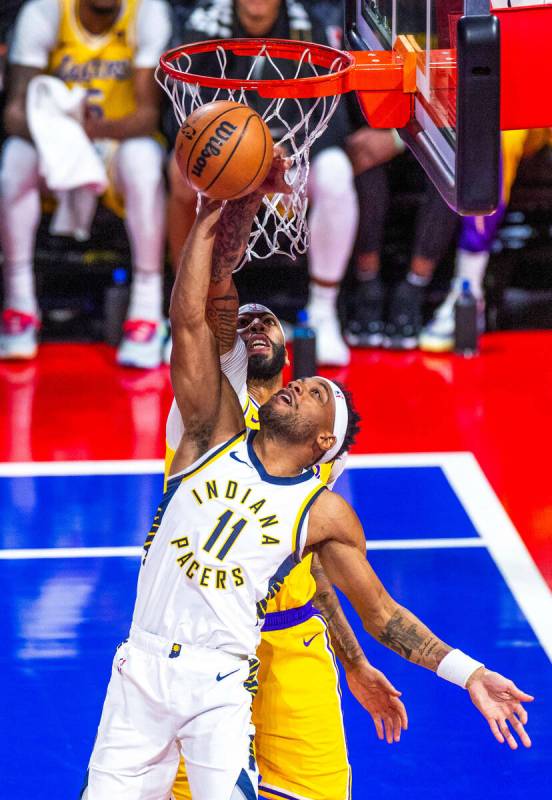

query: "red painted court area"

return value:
[0, 331, 550, 586]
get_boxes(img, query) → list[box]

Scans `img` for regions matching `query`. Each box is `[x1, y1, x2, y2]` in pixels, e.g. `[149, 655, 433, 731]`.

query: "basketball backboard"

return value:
[345, 1, 501, 214]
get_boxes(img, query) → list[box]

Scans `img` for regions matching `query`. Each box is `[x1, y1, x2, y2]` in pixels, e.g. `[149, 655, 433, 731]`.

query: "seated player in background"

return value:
[83, 180, 533, 799]
[345, 124, 458, 351]
[420, 127, 552, 352]
[0, 0, 171, 368]
[166, 151, 406, 800]
[166, 0, 358, 367]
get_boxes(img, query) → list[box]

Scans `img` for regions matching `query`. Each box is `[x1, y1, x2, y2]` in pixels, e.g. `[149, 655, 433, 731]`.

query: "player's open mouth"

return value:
[248, 335, 271, 353]
[276, 389, 294, 407]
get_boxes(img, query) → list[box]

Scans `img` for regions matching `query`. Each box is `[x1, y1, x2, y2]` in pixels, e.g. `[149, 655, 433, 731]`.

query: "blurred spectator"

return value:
[345, 126, 458, 350]
[419, 128, 552, 352]
[0, 0, 171, 368]
[167, 0, 358, 366]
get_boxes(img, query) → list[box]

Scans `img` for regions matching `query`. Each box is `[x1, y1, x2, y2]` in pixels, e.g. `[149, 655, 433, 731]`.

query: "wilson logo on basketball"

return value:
[191, 122, 238, 178]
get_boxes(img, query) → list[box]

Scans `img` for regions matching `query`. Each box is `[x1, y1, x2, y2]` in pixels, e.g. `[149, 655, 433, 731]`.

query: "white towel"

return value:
[26, 75, 109, 240]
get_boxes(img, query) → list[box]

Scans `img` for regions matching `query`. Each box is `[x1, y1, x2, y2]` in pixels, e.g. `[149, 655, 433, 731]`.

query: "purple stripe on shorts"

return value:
[259, 786, 305, 800]
[261, 601, 316, 632]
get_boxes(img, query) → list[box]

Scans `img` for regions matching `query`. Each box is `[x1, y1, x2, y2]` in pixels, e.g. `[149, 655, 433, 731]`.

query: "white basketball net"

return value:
[156, 42, 344, 270]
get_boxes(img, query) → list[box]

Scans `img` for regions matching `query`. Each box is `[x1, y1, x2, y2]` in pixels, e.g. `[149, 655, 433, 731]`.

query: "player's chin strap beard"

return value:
[316, 379, 349, 464]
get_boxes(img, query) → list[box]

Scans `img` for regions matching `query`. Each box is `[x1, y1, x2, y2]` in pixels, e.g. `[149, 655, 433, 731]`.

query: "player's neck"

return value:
[253, 430, 309, 478]
[78, 1, 120, 35]
[247, 374, 283, 407]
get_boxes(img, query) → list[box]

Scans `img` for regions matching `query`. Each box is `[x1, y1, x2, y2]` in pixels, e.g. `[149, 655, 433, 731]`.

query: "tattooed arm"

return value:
[311, 552, 408, 744]
[307, 490, 534, 749]
[311, 552, 367, 668]
[206, 150, 290, 355]
[206, 191, 264, 355]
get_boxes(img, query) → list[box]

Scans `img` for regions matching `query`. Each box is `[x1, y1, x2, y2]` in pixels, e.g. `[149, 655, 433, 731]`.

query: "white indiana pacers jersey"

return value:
[132, 430, 326, 656]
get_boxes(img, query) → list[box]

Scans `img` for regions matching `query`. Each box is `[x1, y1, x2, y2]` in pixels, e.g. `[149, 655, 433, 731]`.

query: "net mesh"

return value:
[156, 41, 345, 269]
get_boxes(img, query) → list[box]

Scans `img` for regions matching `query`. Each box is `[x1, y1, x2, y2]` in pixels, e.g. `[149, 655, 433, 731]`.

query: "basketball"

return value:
[175, 101, 274, 200]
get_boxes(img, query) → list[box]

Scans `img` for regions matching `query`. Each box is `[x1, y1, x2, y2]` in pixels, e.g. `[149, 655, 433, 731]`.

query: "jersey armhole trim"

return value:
[292, 484, 327, 563]
[167, 429, 246, 485]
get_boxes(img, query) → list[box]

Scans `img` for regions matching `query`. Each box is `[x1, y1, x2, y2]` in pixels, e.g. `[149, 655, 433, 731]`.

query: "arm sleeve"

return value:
[8, 0, 59, 67]
[134, 0, 172, 68]
[165, 336, 248, 450]
[220, 335, 248, 410]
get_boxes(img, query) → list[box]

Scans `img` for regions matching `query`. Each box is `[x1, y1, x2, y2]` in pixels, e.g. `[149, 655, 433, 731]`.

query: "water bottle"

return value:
[454, 279, 478, 356]
[104, 268, 129, 346]
[293, 310, 316, 379]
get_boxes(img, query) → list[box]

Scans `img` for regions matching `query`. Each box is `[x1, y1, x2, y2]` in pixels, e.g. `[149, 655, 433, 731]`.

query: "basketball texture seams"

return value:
[176, 100, 274, 200]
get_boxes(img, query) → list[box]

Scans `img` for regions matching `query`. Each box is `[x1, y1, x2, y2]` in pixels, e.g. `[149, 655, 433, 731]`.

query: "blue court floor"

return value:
[1, 454, 550, 799]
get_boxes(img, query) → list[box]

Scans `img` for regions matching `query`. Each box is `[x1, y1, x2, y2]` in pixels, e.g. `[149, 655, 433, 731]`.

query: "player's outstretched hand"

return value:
[346, 661, 408, 744]
[467, 668, 534, 749]
[258, 147, 292, 195]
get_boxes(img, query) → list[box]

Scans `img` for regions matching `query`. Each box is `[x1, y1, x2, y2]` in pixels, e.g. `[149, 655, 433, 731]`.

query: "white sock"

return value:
[308, 282, 338, 315]
[4, 260, 38, 315]
[127, 271, 163, 322]
[454, 250, 489, 300]
[308, 148, 358, 285]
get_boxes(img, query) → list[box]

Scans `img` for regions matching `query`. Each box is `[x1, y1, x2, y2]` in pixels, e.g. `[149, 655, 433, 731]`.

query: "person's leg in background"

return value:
[0, 136, 42, 359]
[344, 162, 389, 347]
[167, 151, 197, 273]
[306, 146, 359, 366]
[419, 128, 546, 352]
[114, 137, 167, 369]
[384, 176, 458, 350]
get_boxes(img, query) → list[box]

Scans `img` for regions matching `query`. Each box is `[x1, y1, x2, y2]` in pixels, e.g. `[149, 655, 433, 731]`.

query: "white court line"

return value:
[0, 546, 142, 559]
[0, 459, 164, 477]
[0, 452, 471, 477]
[0, 453, 549, 659]
[441, 453, 552, 661]
[0, 539, 486, 560]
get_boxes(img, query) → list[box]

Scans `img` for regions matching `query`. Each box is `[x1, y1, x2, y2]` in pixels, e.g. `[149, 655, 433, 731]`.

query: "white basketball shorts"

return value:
[81, 626, 258, 799]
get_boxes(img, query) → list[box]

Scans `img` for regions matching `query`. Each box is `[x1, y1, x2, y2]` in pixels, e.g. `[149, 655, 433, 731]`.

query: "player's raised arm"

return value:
[169, 197, 244, 473]
[307, 490, 534, 750]
[207, 150, 291, 355]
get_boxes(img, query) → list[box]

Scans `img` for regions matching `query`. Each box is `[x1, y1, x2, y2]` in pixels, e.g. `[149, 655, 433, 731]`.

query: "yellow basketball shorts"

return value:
[171, 603, 351, 800]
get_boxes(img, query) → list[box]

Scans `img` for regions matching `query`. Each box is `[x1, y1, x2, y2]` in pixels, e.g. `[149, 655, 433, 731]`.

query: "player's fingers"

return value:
[392, 713, 402, 742]
[513, 704, 528, 726]
[510, 685, 534, 703]
[499, 718, 518, 750]
[373, 716, 384, 741]
[508, 714, 532, 749]
[378, 673, 402, 697]
[393, 698, 408, 730]
[489, 718, 505, 744]
[384, 717, 394, 744]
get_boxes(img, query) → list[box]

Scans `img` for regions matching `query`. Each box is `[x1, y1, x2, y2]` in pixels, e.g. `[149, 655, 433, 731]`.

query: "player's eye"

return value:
[311, 389, 320, 398]
[266, 318, 275, 325]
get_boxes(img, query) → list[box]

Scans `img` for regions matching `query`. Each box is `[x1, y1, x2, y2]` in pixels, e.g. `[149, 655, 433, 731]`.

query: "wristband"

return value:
[436, 649, 484, 688]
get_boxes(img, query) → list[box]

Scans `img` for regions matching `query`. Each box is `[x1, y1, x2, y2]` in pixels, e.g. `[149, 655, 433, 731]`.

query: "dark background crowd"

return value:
[1, 0, 551, 371]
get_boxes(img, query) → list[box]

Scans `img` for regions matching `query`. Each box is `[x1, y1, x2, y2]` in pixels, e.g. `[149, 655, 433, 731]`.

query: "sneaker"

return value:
[419, 285, 485, 353]
[383, 280, 424, 350]
[345, 277, 385, 347]
[116, 319, 164, 369]
[0, 309, 40, 360]
[306, 303, 350, 367]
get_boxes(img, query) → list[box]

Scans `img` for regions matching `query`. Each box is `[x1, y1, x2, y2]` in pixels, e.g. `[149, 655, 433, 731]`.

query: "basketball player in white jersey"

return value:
[82, 191, 533, 799]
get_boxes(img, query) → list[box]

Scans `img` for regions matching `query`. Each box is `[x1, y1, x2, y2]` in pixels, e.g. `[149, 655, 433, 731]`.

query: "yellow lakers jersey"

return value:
[165, 393, 333, 617]
[47, 0, 139, 120]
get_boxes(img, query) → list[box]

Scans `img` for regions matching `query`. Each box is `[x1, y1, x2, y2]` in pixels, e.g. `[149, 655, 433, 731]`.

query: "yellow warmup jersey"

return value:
[164, 394, 333, 616]
[47, 0, 139, 120]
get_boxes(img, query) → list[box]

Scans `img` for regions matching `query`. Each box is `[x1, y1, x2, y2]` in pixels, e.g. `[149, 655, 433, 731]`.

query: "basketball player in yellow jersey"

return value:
[0, 0, 171, 367]
[167, 154, 408, 800]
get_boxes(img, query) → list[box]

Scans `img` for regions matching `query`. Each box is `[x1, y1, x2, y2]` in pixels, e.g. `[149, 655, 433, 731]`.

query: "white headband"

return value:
[238, 303, 286, 341]
[318, 379, 349, 464]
